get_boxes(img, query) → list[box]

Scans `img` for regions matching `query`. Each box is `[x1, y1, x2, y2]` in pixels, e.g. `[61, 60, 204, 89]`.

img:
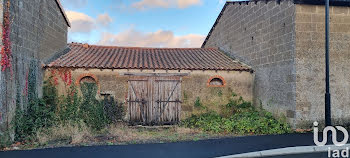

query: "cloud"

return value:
[66, 11, 95, 33]
[132, 0, 202, 10]
[177, 0, 201, 8]
[62, 0, 88, 8]
[97, 13, 113, 27]
[66, 11, 113, 33]
[98, 28, 205, 48]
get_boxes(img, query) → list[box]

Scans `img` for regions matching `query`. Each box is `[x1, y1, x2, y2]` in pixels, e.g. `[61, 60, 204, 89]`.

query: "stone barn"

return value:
[202, 0, 350, 127]
[44, 43, 253, 125]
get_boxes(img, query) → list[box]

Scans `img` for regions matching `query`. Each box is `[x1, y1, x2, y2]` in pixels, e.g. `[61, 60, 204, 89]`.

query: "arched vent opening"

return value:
[209, 78, 224, 86]
[207, 76, 226, 87]
[79, 76, 99, 97]
[80, 76, 96, 84]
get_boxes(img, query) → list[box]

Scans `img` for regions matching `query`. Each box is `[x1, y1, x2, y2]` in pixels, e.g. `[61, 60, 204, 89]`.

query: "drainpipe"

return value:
[325, 0, 331, 127]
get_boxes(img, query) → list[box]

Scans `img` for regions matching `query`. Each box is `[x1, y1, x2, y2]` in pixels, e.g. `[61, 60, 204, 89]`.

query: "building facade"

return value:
[0, 0, 70, 136]
[45, 43, 253, 125]
[202, 0, 350, 127]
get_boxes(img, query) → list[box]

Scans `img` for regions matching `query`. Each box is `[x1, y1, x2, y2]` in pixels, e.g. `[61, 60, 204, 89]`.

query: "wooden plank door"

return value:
[128, 75, 181, 125]
[128, 78, 149, 125]
[154, 76, 181, 125]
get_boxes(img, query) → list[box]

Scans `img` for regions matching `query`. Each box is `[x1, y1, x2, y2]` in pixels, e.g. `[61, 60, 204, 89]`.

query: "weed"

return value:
[107, 142, 114, 146]
[217, 90, 223, 97]
[104, 96, 125, 122]
[181, 94, 292, 135]
[36, 121, 92, 145]
[13, 77, 124, 143]
[183, 91, 188, 102]
[194, 97, 204, 109]
[0, 131, 12, 149]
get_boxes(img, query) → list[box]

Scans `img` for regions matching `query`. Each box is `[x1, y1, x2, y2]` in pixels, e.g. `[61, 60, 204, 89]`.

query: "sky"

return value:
[60, 0, 228, 48]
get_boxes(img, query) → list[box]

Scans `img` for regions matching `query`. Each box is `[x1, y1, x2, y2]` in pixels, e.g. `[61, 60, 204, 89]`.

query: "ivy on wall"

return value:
[50, 68, 72, 86]
[28, 61, 38, 102]
[23, 69, 29, 96]
[0, 0, 12, 72]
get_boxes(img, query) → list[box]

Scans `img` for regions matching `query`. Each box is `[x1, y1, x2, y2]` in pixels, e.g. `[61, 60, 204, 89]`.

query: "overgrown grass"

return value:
[5, 77, 292, 150]
[0, 131, 12, 149]
[181, 94, 292, 135]
[4, 122, 215, 150]
[12, 77, 125, 143]
[36, 121, 92, 145]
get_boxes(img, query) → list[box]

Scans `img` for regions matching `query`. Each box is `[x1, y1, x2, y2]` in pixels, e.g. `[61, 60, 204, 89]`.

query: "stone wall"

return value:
[45, 69, 254, 121]
[203, 1, 297, 125]
[181, 70, 253, 119]
[0, 0, 68, 135]
[295, 4, 350, 126]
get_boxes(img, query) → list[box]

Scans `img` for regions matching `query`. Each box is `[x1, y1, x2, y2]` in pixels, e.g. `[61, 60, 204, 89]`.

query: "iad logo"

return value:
[313, 121, 348, 147]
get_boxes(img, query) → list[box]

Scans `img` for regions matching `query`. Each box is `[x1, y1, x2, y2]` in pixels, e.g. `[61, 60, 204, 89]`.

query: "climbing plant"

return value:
[50, 68, 72, 86]
[0, 0, 12, 72]
[28, 61, 38, 102]
[80, 82, 109, 130]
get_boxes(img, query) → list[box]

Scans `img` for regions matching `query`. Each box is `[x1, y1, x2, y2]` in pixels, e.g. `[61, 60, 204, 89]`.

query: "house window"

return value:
[207, 76, 226, 87]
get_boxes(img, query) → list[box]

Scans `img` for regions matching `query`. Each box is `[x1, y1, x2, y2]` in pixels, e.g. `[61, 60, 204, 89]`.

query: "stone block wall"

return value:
[203, 1, 297, 125]
[0, 0, 68, 135]
[295, 4, 350, 126]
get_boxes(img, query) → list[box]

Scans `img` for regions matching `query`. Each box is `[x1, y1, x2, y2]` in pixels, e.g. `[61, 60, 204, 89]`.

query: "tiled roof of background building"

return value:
[45, 43, 251, 71]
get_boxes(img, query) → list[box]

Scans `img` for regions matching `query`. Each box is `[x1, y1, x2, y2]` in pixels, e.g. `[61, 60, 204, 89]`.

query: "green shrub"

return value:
[181, 95, 291, 135]
[14, 77, 60, 141]
[104, 96, 125, 122]
[0, 131, 12, 149]
[57, 85, 82, 123]
[43, 77, 59, 108]
[14, 99, 56, 141]
[181, 112, 224, 133]
[13, 78, 116, 142]
[80, 83, 109, 130]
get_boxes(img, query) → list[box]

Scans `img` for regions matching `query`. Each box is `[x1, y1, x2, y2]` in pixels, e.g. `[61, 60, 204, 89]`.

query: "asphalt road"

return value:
[0, 133, 316, 158]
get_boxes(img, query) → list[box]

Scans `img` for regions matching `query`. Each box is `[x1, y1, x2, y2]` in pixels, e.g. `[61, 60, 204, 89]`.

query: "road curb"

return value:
[217, 144, 350, 158]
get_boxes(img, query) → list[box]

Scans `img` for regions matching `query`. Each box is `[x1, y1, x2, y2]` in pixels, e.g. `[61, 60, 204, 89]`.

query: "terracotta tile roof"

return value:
[45, 43, 251, 71]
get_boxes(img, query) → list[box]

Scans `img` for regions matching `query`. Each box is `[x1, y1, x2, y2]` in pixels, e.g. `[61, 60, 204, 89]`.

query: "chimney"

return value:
[83, 43, 89, 48]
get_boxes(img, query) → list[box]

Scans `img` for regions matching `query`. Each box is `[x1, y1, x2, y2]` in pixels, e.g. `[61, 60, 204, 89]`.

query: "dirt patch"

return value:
[2, 122, 235, 151]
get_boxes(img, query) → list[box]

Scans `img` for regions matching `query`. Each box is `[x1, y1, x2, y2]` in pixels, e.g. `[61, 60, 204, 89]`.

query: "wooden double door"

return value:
[127, 75, 182, 125]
